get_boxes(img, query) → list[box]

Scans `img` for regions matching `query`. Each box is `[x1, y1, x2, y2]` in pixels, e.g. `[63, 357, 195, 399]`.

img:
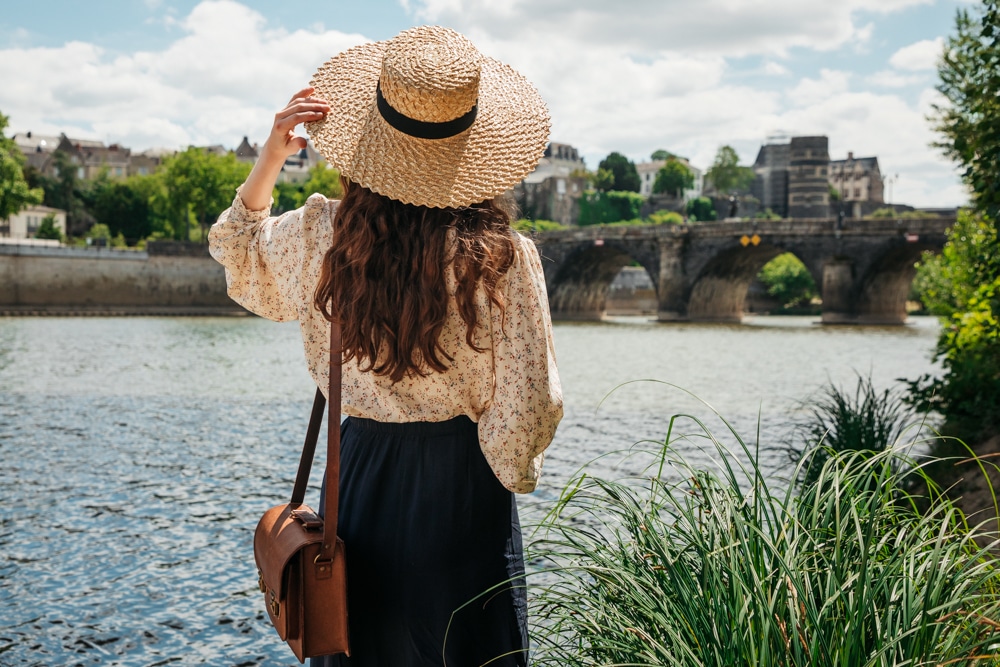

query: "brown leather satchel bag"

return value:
[253, 324, 349, 662]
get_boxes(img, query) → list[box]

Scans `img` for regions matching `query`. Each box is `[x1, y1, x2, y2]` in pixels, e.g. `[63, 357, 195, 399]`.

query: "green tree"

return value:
[650, 149, 675, 161]
[907, 2, 1000, 438]
[652, 159, 694, 198]
[685, 196, 716, 222]
[913, 211, 998, 317]
[597, 152, 641, 193]
[34, 213, 62, 241]
[0, 111, 44, 221]
[593, 167, 615, 192]
[92, 179, 152, 243]
[931, 1, 1000, 219]
[161, 147, 252, 241]
[300, 162, 342, 201]
[705, 145, 755, 194]
[758, 253, 818, 308]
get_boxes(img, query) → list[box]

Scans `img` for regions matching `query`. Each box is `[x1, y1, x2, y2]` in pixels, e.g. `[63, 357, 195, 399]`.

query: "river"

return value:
[0, 315, 942, 665]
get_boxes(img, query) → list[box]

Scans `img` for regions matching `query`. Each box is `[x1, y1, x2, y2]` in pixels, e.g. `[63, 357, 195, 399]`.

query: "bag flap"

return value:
[254, 503, 323, 599]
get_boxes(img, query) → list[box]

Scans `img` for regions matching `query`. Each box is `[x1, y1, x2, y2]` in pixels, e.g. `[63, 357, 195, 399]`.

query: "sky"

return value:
[0, 0, 979, 207]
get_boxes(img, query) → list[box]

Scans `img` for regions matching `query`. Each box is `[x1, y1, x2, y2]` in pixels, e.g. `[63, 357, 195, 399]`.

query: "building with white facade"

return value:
[0, 205, 67, 240]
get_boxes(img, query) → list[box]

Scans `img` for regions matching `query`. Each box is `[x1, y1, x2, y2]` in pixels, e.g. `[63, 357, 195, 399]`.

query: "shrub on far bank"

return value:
[512, 219, 566, 233]
[685, 196, 716, 222]
[869, 207, 940, 219]
[647, 210, 684, 225]
[34, 213, 62, 241]
[579, 190, 645, 226]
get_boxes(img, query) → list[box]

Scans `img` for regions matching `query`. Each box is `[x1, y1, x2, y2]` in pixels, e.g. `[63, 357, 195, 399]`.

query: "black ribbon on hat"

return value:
[376, 83, 477, 140]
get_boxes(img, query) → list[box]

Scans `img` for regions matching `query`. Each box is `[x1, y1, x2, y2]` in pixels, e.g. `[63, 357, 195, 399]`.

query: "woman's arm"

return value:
[207, 88, 331, 321]
[239, 87, 331, 211]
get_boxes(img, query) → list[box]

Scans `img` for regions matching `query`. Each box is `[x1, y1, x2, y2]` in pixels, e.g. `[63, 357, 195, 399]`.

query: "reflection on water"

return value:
[0, 315, 941, 664]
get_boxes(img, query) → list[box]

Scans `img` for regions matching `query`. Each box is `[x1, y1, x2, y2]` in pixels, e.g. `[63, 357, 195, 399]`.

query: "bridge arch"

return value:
[825, 239, 941, 324]
[547, 240, 658, 320]
[686, 243, 819, 322]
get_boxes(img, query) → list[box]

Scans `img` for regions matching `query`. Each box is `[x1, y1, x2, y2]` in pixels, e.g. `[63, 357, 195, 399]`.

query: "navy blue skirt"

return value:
[310, 416, 528, 667]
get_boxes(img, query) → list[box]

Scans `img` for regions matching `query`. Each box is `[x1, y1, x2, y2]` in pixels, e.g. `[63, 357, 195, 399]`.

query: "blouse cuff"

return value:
[231, 185, 274, 224]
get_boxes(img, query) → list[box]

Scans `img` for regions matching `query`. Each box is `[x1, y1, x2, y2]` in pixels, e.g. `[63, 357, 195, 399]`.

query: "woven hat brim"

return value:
[305, 40, 551, 209]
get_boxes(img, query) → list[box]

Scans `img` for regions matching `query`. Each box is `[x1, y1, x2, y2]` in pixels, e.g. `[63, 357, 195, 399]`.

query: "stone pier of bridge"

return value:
[531, 217, 951, 325]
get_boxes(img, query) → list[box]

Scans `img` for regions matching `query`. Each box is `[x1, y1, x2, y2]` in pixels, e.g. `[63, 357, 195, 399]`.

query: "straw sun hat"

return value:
[304, 25, 551, 209]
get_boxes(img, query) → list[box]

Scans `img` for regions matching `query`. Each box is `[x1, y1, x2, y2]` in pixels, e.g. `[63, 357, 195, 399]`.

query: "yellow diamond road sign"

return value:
[740, 235, 750, 246]
[751, 234, 761, 246]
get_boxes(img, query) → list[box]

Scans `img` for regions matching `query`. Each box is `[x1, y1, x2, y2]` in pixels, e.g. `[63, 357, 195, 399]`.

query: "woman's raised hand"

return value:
[263, 87, 331, 159]
[236, 87, 331, 211]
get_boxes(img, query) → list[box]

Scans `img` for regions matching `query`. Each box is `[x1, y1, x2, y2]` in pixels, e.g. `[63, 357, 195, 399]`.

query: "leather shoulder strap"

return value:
[321, 322, 343, 558]
[287, 321, 342, 564]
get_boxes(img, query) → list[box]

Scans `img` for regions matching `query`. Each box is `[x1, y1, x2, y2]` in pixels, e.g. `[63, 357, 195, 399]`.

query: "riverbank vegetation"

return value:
[527, 402, 1000, 666]
[908, 0, 1000, 443]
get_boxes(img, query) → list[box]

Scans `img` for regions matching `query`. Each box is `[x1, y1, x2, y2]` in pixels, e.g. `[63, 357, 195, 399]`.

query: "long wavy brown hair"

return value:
[314, 180, 517, 383]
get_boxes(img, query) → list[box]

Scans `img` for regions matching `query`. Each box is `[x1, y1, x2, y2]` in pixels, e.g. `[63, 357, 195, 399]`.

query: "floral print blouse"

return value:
[209, 191, 563, 494]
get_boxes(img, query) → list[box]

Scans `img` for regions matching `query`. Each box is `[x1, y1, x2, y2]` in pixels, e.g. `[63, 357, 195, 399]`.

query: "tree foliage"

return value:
[685, 196, 716, 222]
[160, 147, 252, 241]
[650, 149, 675, 161]
[273, 162, 343, 213]
[910, 2, 1000, 438]
[757, 253, 818, 309]
[0, 111, 44, 221]
[705, 145, 755, 194]
[931, 1, 1000, 219]
[652, 159, 694, 198]
[92, 179, 152, 242]
[597, 152, 640, 193]
[914, 211, 999, 317]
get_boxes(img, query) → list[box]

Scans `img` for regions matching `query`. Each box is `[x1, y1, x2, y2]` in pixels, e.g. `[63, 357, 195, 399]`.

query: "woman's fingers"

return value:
[288, 86, 315, 104]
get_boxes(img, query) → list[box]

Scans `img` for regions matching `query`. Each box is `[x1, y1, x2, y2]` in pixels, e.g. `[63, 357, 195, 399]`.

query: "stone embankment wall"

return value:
[0, 242, 243, 315]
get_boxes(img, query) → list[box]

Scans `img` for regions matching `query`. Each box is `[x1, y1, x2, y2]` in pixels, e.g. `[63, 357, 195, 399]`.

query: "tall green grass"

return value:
[788, 375, 915, 488]
[527, 412, 1000, 666]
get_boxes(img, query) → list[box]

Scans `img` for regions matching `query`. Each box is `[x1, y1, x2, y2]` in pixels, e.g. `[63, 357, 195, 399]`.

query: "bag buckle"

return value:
[290, 508, 323, 530]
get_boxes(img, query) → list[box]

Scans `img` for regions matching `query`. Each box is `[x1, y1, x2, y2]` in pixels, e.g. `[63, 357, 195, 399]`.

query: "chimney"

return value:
[27, 131, 32, 139]
[847, 151, 854, 160]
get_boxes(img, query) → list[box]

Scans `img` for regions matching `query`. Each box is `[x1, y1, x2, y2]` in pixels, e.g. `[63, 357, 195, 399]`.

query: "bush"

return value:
[907, 276, 1000, 438]
[870, 207, 940, 219]
[755, 207, 782, 221]
[578, 190, 645, 226]
[913, 210, 999, 317]
[528, 411, 1000, 667]
[685, 196, 716, 222]
[647, 210, 684, 225]
[34, 213, 62, 241]
[512, 219, 567, 232]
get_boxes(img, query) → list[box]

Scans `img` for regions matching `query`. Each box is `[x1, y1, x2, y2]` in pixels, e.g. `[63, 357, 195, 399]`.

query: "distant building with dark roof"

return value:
[829, 152, 884, 204]
[752, 136, 885, 218]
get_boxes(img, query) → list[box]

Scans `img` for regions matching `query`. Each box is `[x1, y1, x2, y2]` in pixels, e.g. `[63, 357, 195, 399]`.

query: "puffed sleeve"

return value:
[208, 189, 306, 322]
[478, 233, 564, 494]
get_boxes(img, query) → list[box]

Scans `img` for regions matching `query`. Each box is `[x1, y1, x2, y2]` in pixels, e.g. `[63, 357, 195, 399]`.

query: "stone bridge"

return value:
[532, 217, 953, 324]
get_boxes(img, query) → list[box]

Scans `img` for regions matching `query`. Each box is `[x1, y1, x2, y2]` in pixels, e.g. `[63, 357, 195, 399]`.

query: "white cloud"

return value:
[787, 69, 852, 107]
[763, 61, 791, 76]
[865, 69, 926, 88]
[0, 0, 964, 208]
[412, 0, 931, 57]
[889, 37, 945, 71]
[0, 0, 368, 150]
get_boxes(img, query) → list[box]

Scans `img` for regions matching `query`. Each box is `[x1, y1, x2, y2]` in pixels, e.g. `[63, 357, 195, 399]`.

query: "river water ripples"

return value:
[0, 315, 941, 665]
